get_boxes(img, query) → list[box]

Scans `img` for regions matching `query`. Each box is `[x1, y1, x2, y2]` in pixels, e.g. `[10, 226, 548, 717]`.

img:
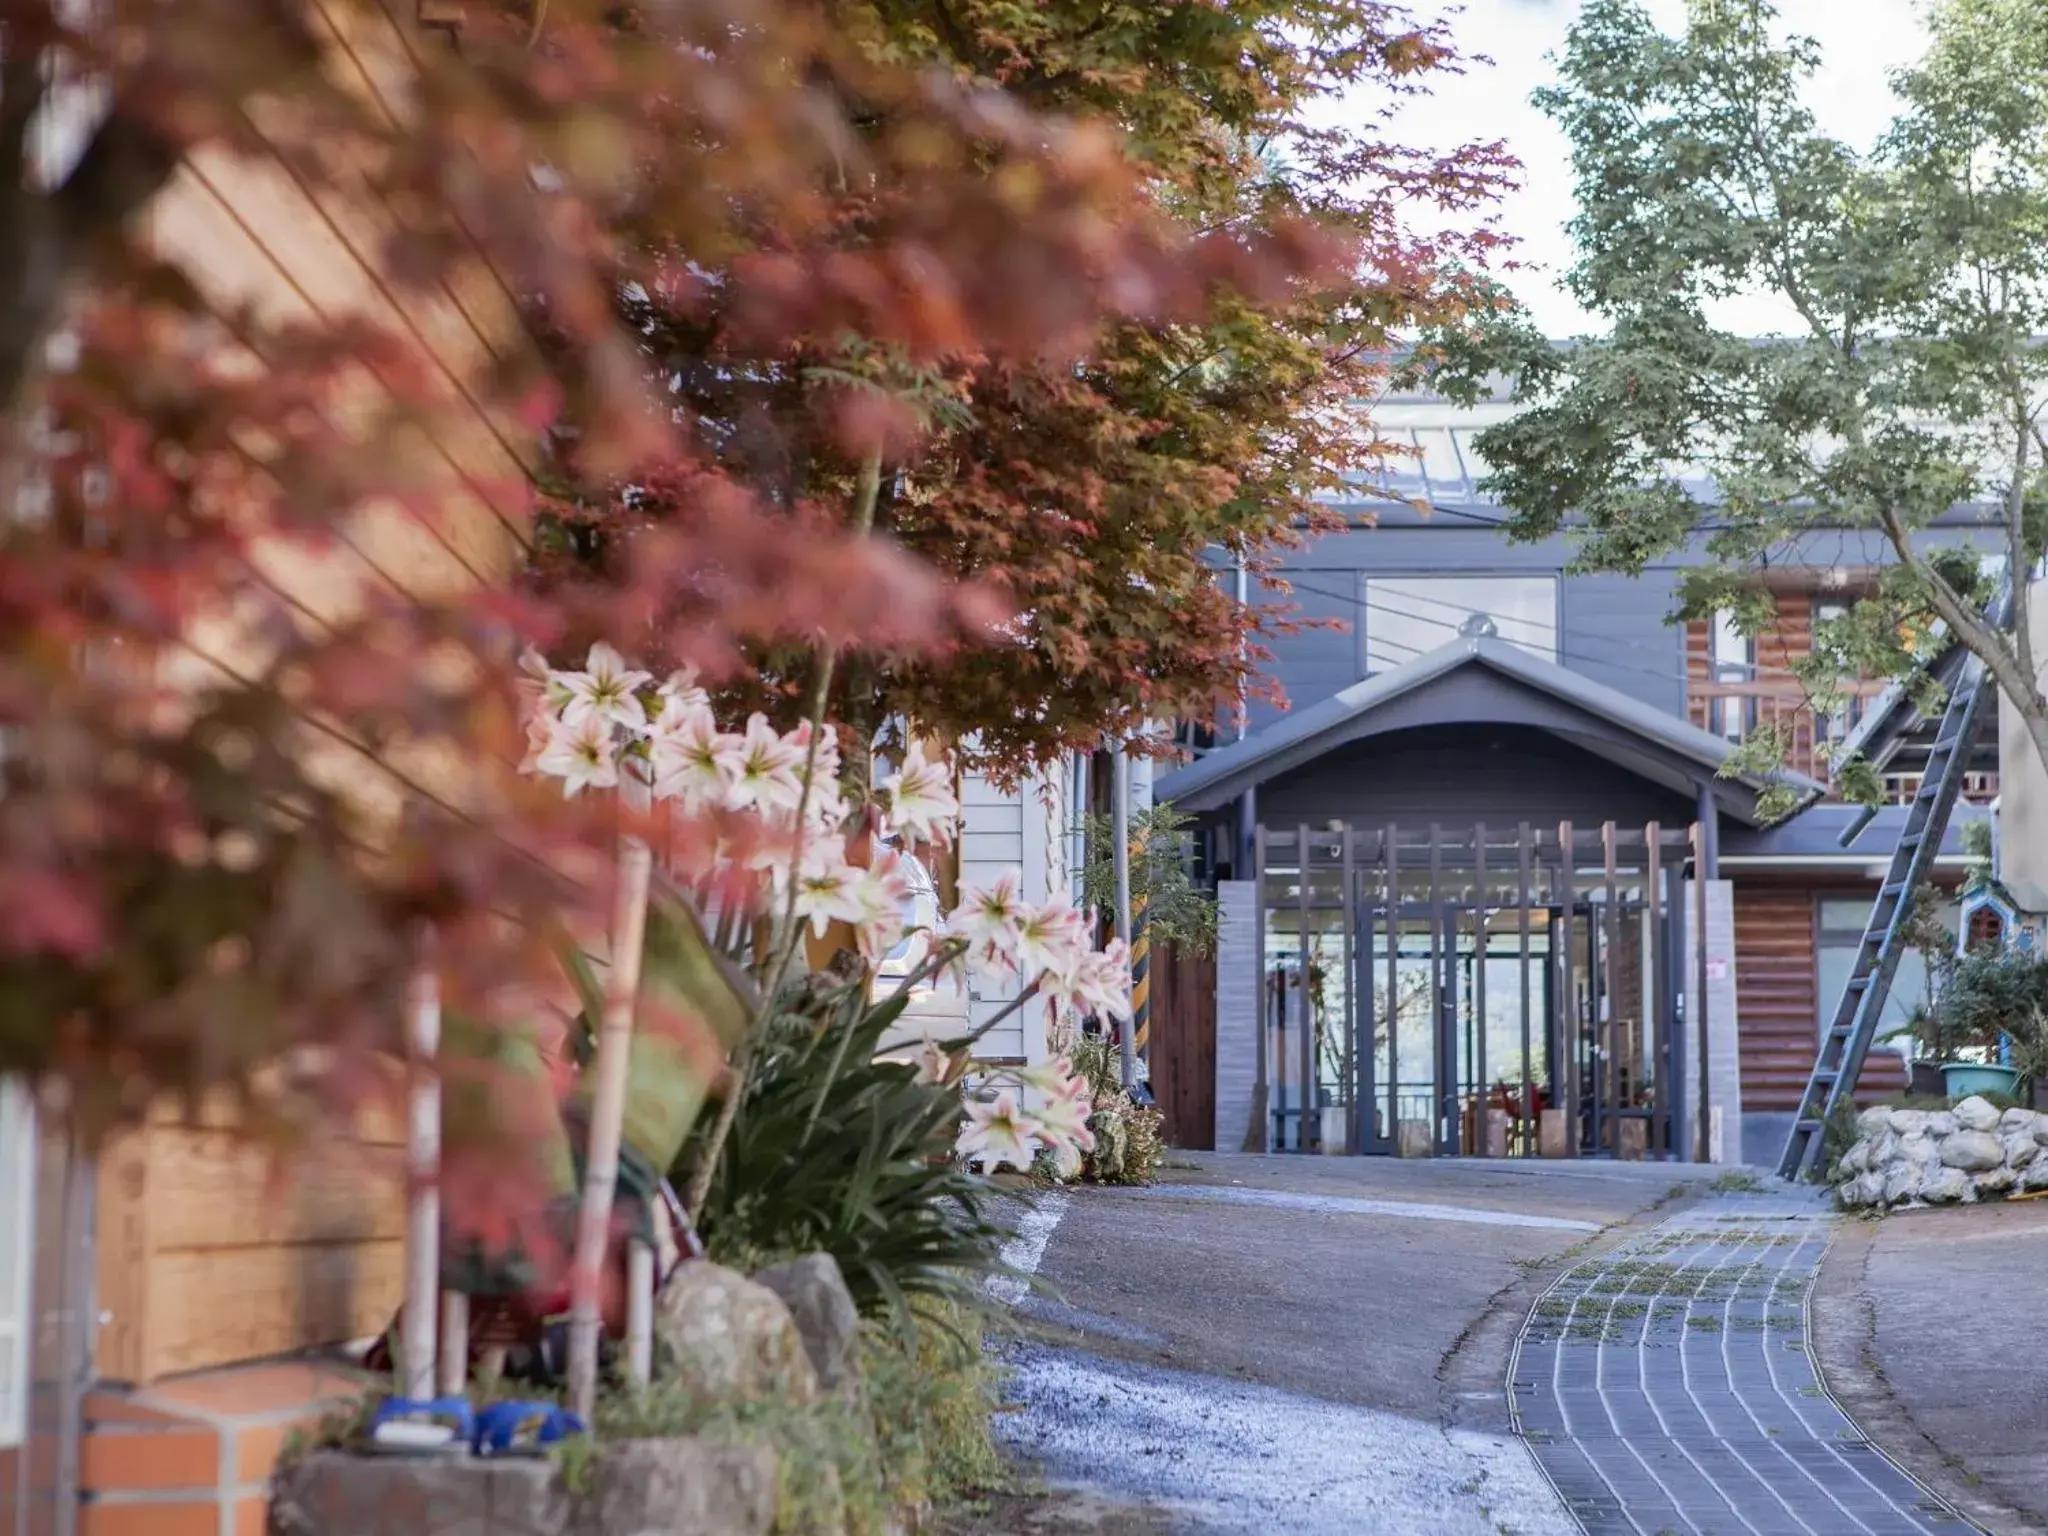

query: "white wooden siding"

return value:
[956, 764, 1066, 1068]
[0, 1078, 34, 1450]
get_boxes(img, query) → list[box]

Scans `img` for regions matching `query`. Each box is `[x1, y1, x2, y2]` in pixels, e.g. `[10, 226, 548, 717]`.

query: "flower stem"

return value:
[685, 444, 884, 1222]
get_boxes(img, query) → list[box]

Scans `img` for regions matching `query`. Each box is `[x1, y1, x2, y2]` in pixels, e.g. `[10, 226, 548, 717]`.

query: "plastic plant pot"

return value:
[1940, 1061, 2022, 1100]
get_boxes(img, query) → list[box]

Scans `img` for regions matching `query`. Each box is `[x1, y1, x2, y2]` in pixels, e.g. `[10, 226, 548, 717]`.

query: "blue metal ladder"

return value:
[1776, 596, 2006, 1180]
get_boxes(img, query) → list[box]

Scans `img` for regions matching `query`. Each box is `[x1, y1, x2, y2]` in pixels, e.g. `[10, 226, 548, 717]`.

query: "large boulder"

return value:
[2002, 1131, 2040, 1170]
[1857, 1105, 1893, 1139]
[1952, 1096, 2001, 1133]
[270, 1451, 566, 1536]
[1921, 1166, 1973, 1204]
[1939, 1130, 2005, 1173]
[1927, 1110, 1961, 1138]
[2002, 1106, 2040, 1134]
[1897, 1132, 1940, 1167]
[573, 1437, 779, 1536]
[750, 1254, 863, 1399]
[654, 1262, 819, 1406]
[2023, 1159, 2048, 1192]
[1836, 1140, 1869, 1177]
[1975, 1166, 2019, 1197]
[1889, 1108, 1933, 1137]
[1883, 1161, 1924, 1206]
[268, 1442, 779, 1536]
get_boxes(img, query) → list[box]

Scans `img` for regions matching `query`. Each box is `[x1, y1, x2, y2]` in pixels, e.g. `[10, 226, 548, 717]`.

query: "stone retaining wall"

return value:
[1835, 1095, 2048, 1209]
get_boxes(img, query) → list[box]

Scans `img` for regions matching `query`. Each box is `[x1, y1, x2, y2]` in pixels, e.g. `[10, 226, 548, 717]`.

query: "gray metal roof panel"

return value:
[1156, 634, 1823, 813]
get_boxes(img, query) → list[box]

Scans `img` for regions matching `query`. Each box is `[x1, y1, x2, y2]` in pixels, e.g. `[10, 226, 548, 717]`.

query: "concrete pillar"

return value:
[1214, 880, 1265, 1152]
[1683, 878, 1742, 1163]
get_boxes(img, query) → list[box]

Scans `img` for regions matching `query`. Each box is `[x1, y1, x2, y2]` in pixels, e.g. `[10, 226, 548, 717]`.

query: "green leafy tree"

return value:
[1078, 803, 1219, 956]
[1426, 0, 2048, 807]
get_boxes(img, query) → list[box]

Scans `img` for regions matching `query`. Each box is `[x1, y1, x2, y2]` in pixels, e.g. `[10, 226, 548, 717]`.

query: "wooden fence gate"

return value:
[1149, 940, 1217, 1149]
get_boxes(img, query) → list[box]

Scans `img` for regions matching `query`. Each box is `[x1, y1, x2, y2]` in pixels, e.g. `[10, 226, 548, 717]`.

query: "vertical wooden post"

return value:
[1557, 821, 1576, 1156]
[1692, 820, 1713, 1164]
[625, 1240, 655, 1385]
[1253, 822, 1269, 1151]
[1340, 825, 1356, 1154]
[436, 1292, 467, 1398]
[1601, 822, 1621, 1156]
[1517, 822, 1533, 1157]
[1474, 823, 1488, 1131]
[1645, 823, 1666, 1160]
[403, 943, 441, 1405]
[1297, 823, 1313, 1151]
[1429, 823, 1446, 1155]
[566, 839, 655, 1422]
[1384, 823, 1401, 1148]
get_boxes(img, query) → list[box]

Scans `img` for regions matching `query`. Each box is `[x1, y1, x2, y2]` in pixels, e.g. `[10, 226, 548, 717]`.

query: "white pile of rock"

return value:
[1836, 1095, 2048, 1209]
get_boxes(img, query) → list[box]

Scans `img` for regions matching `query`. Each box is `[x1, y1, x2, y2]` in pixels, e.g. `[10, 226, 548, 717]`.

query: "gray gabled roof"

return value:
[1157, 634, 1824, 824]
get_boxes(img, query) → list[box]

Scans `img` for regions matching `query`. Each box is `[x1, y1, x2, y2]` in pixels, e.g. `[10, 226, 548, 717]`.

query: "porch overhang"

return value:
[1158, 635, 1821, 826]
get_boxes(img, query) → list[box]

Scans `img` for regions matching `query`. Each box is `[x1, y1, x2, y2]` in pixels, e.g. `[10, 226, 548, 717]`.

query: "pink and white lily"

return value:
[533, 711, 620, 797]
[554, 642, 651, 732]
[956, 1091, 1040, 1173]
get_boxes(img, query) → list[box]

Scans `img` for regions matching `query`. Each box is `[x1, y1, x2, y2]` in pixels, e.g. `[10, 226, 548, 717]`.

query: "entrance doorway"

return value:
[1257, 821, 1697, 1159]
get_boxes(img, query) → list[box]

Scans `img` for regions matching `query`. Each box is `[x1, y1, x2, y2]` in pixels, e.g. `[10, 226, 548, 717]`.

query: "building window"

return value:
[1816, 896, 1955, 1054]
[1362, 575, 1558, 672]
[1709, 609, 1753, 740]
[1813, 599, 1851, 742]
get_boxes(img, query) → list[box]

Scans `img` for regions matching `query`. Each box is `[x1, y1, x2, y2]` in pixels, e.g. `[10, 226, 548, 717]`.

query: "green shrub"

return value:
[1900, 950, 2048, 1080]
[676, 973, 1015, 1333]
[588, 1300, 1003, 1533]
[1064, 1032, 1165, 1185]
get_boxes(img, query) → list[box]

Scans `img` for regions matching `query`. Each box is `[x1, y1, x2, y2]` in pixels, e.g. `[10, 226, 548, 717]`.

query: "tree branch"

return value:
[2008, 423, 2034, 696]
[1876, 501, 2041, 737]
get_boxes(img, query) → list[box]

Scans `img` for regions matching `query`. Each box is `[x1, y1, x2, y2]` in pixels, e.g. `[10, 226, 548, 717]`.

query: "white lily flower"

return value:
[728, 713, 806, 816]
[790, 845, 870, 938]
[1025, 1089, 1095, 1157]
[648, 698, 738, 809]
[533, 711, 620, 797]
[854, 854, 914, 965]
[945, 871, 1026, 963]
[1013, 898, 1086, 985]
[1044, 940, 1132, 1023]
[955, 1091, 1040, 1173]
[555, 642, 651, 732]
[659, 667, 710, 717]
[877, 742, 959, 847]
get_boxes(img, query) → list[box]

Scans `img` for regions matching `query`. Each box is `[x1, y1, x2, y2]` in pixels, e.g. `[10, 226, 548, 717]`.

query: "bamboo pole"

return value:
[625, 1240, 655, 1385]
[402, 943, 441, 1405]
[437, 1292, 468, 1397]
[566, 838, 655, 1422]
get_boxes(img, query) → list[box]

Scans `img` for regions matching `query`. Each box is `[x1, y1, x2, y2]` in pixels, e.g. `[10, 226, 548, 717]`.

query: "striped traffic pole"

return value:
[1130, 876, 1151, 1070]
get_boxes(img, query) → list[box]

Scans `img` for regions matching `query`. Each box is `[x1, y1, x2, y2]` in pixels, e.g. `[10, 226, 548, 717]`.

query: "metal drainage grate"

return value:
[1510, 1191, 1978, 1536]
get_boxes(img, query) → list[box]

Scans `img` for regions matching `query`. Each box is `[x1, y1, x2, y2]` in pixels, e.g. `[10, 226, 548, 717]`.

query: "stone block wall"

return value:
[1835, 1096, 2048, 1209]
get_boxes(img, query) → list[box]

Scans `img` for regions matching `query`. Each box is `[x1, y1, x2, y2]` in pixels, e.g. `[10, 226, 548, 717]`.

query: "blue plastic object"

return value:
[472, 1401, 586, 1457]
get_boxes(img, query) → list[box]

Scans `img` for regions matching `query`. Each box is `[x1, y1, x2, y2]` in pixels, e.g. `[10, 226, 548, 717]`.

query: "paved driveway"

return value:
[981, 1153, 1725, 1535]
[1815, 1197, 2048, 1536]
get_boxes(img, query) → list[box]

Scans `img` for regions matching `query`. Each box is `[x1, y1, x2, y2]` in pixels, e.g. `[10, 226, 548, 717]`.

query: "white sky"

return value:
[1371, 0, 1935, 338]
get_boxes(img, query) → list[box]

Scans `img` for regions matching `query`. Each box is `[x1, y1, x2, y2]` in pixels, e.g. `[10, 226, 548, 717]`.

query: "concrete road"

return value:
[974, 1152, 1727, 1536]
[1815, 1197, 2048, 1536]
